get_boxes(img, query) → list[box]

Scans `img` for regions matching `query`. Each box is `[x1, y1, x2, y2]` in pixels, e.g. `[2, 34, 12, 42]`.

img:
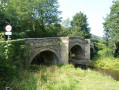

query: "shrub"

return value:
[98, 48, 113, 57]
[0, 39, 27, 89]
[93, 57, 119, 69]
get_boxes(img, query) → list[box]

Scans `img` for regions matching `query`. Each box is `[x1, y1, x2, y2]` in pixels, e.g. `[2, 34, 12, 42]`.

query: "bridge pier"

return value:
[85, 39, 91, 60]
[59, 37, 69, 64]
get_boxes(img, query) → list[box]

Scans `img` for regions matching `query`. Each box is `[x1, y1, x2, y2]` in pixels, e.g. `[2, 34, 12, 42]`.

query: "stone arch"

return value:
[69, 44, 84, 60]
[29, 48, 60, 64]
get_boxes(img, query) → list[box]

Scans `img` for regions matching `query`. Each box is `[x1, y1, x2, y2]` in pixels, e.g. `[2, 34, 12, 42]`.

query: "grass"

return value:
[9, 65, 119, 90]
[93, 56, 119, 70]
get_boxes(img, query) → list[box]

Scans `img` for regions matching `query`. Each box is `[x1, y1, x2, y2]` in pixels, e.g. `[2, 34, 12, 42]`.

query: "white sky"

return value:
[58, 0, 113, 37]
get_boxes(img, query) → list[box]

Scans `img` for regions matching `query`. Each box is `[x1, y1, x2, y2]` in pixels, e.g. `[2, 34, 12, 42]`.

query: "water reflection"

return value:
[94, 67, 119, 81]
[75, 64, 119, 81]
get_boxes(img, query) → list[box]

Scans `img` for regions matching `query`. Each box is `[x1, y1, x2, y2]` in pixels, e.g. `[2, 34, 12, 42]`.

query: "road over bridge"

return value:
[24, 37, 94, 65]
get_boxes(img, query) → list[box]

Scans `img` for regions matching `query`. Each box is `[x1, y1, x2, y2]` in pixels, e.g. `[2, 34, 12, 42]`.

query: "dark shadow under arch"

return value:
[69, 45, 83, 60]
[90, 48, 95, 59]
[31, 50, 59, 65]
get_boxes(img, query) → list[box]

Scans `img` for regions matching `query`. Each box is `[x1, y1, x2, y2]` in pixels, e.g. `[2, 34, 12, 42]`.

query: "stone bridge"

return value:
[24, 37, 94, 65]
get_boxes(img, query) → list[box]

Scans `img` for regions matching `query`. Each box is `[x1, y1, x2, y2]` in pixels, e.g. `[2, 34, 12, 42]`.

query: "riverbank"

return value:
[9, 65, 119, 90]
[92, 56, 119, 70]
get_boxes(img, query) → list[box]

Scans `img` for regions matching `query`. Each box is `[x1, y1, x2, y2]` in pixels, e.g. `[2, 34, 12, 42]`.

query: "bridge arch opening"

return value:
[31, 50, 59, 65]
[69, 45, 83, 60]
[90, 48, 95, 59]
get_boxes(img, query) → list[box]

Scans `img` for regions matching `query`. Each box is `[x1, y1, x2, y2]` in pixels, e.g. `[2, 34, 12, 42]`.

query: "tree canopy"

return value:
[0, 0, 61, 38]
[0, 1, 92, 39]
[70, 12, 91, 39]
[103, 0, 119, 56]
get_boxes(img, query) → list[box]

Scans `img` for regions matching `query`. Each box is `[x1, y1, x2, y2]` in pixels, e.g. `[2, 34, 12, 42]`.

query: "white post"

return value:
[8, 35, 10, 40]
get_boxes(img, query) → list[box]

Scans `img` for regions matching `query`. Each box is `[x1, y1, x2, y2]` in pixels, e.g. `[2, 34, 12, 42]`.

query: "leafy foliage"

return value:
[61, 18, 71, 28]
[98, 48, 114, 57]
[0, 39, 27, 89]
[0, 1, 93, 39]
[0, 32, 5, 40]
[93, 56, 119, 69]
[70, 12, 91, 39]
[0, 0, 61, 38]
[103, 0, 119, 56]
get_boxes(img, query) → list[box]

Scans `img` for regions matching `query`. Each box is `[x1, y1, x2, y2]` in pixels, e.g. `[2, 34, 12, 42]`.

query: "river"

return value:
[75, 64, 119, 81]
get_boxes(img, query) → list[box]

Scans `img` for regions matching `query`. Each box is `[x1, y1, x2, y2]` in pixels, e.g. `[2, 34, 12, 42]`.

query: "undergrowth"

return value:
[9, 65, 119, 90]
[92, 48, 119, 70]
[93, 56, 119, 70]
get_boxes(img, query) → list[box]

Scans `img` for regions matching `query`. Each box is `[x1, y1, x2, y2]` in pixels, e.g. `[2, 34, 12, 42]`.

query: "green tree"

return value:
[31, 0, 61, 32]
[103, 0, 119, 56]
[61, 18, 71, 28]
[0, 0, 10, 31]
[0, 0, 61, 38]
[58, 26, 71, 37]
[58, 18, 72, 37]
[70, 12, 91, 39]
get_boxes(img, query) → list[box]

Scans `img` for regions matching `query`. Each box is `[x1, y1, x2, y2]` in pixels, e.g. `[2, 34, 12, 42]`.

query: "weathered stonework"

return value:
[24, 37, 94, 65]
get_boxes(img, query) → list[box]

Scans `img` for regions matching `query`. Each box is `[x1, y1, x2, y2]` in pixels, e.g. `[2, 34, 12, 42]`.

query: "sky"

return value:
[58, 0, 113, 37]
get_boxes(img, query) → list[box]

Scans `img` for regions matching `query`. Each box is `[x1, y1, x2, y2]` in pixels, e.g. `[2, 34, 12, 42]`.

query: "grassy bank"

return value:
[93, 56, 119, 70]
[9, 65, 119, 90]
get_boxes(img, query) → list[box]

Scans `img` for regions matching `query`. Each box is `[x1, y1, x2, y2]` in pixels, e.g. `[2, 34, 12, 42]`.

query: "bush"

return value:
[0, 39, 27, 89]
[98, 48, 113, 57]
[92, 48, 119, 69]
[93, 57, 119, 69]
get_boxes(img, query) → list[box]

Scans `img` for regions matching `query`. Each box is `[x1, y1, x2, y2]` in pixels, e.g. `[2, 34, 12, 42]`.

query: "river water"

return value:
[75, 64, 119, 81]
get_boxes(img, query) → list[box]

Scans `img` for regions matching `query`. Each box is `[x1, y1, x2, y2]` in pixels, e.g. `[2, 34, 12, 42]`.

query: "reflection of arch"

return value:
[69, 45, 83, 60]
[30, 48, 59, 64]
[90, 48, 95, 59]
